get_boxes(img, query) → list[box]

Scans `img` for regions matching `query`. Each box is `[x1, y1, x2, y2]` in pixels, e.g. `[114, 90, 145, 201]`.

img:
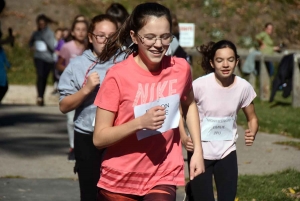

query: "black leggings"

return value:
[188, 151, 238, 201]
[0, 82, 8, 103]
[74, 131, 104, 201]
[34, 58, 54, 99]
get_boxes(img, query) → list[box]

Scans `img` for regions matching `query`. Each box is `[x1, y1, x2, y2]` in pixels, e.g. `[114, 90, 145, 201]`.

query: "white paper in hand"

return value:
[134, 94, 180, 140]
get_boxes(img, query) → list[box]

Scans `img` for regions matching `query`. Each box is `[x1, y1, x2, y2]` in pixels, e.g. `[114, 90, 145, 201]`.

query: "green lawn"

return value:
[274, 141, 300, 150]
[237, 94, 300, 139]
[5, 45, 52, 85]
[237, 169, 300, 201]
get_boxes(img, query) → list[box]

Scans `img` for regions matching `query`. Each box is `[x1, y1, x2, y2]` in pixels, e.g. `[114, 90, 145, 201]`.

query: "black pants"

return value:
[0, 82, 8, 103]
[187, 151, 238, 201]
[74, 131, 104, 201]
[34, 58, 54, 99]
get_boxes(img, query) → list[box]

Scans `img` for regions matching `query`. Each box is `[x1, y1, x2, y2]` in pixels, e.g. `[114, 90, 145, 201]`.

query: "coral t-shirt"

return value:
[94, 54, 192, 195]
[59, 40, 85, 66]
[193, 73, 256, 160]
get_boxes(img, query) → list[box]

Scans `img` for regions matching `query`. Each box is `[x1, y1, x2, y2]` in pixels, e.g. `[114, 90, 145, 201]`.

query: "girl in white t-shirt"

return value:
[181, 40, 259, 201]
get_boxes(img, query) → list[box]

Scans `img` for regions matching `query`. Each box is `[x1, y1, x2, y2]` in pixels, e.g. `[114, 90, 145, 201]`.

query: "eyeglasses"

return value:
[90, 33, 109, 43]
[137, 33, 174, 46]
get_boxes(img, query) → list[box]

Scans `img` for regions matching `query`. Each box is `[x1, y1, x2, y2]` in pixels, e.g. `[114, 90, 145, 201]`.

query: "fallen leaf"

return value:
[288, 187, 296, 194]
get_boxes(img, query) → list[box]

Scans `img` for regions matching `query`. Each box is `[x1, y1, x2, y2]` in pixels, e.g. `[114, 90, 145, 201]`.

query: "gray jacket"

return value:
[58, 49, 124, 134]
[29, 26, 55, 63]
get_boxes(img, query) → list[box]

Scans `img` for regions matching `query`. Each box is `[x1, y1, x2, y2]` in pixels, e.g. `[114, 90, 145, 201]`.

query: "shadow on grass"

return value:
[269, 101, 291, 108]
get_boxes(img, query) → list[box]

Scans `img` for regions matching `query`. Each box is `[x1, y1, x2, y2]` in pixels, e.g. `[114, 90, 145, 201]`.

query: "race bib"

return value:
[134, 94, 180, 140]
[35, 40, 47, 52]
[201, 116, 235, 141]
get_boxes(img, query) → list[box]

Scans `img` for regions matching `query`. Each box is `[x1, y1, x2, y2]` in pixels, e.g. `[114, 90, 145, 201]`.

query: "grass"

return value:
[185, 169, 300, 200]
[237, 169, 300, 201]
[274, 141, 300, 150]
[237, 93, 300, 139]
[4, 45, 53, 85]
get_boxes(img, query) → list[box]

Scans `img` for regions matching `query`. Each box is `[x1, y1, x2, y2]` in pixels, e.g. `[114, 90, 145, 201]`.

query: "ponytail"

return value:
[197, 41, 215, 74]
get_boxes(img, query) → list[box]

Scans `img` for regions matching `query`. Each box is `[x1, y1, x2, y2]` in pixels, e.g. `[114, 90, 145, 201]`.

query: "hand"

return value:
[182, 135, 194, 152]
[189, 152, 205, 180]
[273, 46, 280, 51]
[245, 129, 256, 146]
[139, 106, 166, 130]
[84, 72, 100, 93]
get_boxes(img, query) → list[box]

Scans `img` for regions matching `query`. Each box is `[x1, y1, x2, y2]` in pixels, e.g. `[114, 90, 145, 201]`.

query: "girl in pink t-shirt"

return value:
[182, 40, 259, 201]
[93, 3, 205, 200]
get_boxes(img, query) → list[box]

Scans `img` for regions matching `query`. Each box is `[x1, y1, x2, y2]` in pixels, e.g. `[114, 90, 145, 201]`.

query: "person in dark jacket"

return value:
[269, 53, 294, 102]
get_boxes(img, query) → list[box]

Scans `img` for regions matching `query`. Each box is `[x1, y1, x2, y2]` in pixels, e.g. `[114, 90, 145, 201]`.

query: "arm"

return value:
[59, 72, 100, 113]
[242, 102, 259, 146]
[181, 88, 205, 180]
[93, 106, 166, 149]
[179, 111, 194, 152]
[42, 29, 55, 53]
[56, 56, 66, 72]
[255, 32, 264, 47]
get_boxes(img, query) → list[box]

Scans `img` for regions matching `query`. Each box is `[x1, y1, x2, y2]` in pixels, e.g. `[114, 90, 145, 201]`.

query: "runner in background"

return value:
[58, 14, 121, 201]
[181, 40, 258, 201]
[93, 2, 205, 200]
[29, 14, 56, 106]
[51, 28, 63, 95]
[56, 19, 88, 161]
[105, 3, 129, 29]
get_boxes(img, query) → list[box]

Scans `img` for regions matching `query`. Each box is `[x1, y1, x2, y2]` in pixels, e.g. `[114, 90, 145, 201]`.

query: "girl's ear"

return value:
[130, 30, 138, 44]
[88, 33, 93, 44]
[235, 59, 240, 67]
[209, 60, 215, 69]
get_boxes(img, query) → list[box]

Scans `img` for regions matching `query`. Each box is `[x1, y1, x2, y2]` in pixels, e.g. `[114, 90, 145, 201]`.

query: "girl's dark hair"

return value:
[55, 28, 63, 33]
[74, 14, 86, 21]
[88, 14, 118, 51]
[264, 22, 273, 28]
[71, 20, 89, 32]
[100, 2, 172, 63]
[105, 3, 129, 25]
[197, 40, 240, 74]
[36, 14, 57, 25]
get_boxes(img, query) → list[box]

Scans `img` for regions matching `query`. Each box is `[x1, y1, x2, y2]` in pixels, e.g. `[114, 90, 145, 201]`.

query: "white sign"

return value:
[134, 94, 180, 140]
[201, 116, 235, 141]
[178, 23, 195, 48]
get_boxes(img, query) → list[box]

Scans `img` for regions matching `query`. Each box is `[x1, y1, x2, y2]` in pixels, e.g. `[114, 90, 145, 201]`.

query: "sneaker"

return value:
[51, 89, 58, 95]
[36, 97, 44, 106]
[68, 148, 75, 161]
